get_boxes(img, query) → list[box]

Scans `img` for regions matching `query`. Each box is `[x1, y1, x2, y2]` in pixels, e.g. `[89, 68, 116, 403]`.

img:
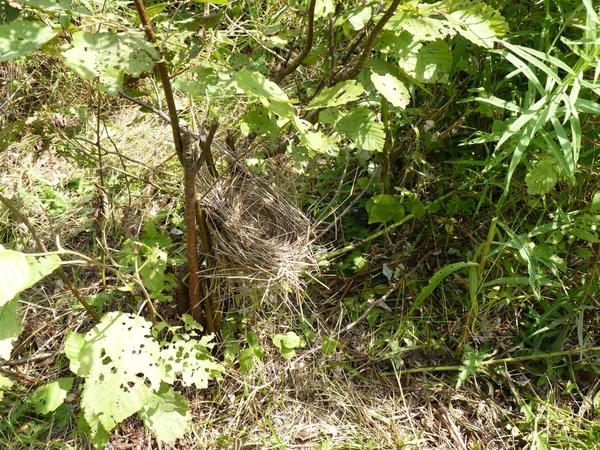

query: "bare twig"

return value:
[273, 0, 317, 83]
[332, 0, 403, 84]
[0, 351, 59, 368]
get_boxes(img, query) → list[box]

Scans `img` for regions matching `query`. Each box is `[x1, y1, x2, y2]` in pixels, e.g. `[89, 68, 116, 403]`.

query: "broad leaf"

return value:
[307, 80, 364, 109]
[13, 0, 91, 15]
[414, 40, 452, 83]
[63, 32, 159, 95]
[0, 21, 56, 62]
[234, 68, 289, 102]
[64, 312, 165, 437]
[0, 248, 61, 307]
[365, 195, 404, 224]
[139, 385, 190, 443]
[335, 108, 385, 151]
[0, 299, 22, 360]
[30, 378, 74, 415]
[370, 72, 410, 109]
[272, 331, 301, 359]
[444, 0, 507, 48]
[525, 159, 559, 195]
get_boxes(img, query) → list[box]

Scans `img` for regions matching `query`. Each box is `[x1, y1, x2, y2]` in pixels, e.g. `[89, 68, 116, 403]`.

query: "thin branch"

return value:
[273, 0, 317, 83]
[0, 351, 59, 368]
[332, 0, 403, 84]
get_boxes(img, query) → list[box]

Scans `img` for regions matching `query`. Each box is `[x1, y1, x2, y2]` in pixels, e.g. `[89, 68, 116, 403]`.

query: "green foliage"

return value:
[65, 312, 222, 447]
[365, 194, 404, 224]
[63, 32, 159, 95]
[272, 331, 302, 359]
[30, 378, 74, 415]
[0, 374, 13, 401]
[0, 21, 56, 62]
[0, 247, 61, 359]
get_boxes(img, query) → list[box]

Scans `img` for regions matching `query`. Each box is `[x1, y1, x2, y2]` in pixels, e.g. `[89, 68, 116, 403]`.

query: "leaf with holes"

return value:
[370, 72, 410, 109]
[0, 21, 56, 62]
[335, 108, 385, 151]
[160, 335, 224, 389]
[64, 312, 165, 439]
[63, 32, 159, 95]
[30, 378, 74, 415]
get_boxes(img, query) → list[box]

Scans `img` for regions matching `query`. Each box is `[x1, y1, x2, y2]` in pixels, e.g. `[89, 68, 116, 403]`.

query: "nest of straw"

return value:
[198, 168, 315, 291]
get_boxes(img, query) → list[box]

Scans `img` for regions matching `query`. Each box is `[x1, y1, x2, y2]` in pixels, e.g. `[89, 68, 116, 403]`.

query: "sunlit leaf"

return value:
[370, 72, 410, 109]
[307, 80, 364, 109]
[0, 21, 56, 62]
[335, 108, 385, 151]
[31, 378, 74, 415]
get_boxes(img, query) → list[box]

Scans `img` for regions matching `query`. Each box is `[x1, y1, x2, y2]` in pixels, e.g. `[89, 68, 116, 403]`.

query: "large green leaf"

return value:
[335, 108, 385, 151]
[370, 72, 410, 109]
[139, 385, 191, 443]
[0, 248, 61, 307]
[63, 32, 159, 95]
[444, 0, 507, 48]
[234, 68, 289, 102]
[365, 194, 404, 224]
[0, 21, 56, 62]
[307, 80, 364, 109]
[414, 40, 452, 84]
[13, 0, 91, 15]
[64, 312, 165, 437]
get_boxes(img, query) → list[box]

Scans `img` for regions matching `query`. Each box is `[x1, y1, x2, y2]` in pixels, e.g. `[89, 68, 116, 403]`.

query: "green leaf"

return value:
[0, 21, 56, 62]
[299, 129, 337, 156]
[272, 331, 301, 359]
[0, 299, 22, 360]
[370, 72, 410, 109]
[234, 68, 289, 102]
[387, 14, 455, 41]
[239, 348, 255, 373]
[525, 159, 559, 195]
[414, 40, 452, 84]
[64, 312, 165, 437]
[241, 106, 280, 136]
[414, 261, 479, 308]
[335, 108, 385, 151]
[315, 0, 335, 18]
[13, 0, 91, 15]
[307, 80, 364, 109]
[0, 374, 13, 401]
[321, 336, 339, 356]
[456, 346, 487, 389]
[591, 191, 600, 211]
[365, 195, 404, 224]
[63, 32, 159, 95]
[0, 248, 61, 307]
[30, 378, 74, 415]
[160, 336, 224, 389]
[139, 384, 191, 443]
[346, 6, 372, 30]
[444, 0, 508, 48]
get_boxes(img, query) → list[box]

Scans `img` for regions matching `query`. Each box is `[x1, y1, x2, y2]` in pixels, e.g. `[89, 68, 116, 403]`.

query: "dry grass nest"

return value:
[198, 168, 316, 291]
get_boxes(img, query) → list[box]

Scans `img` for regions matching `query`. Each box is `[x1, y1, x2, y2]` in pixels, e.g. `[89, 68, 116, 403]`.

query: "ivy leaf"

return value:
[0, 248, 61, 307]
[63, 32, 159, 95]
[365, 194, 404, 224]
[335, 108, 385, 151]
[30, 378, 74, 415]
[272, 331, 301, 359]
[139, 384, 190, 443]
[370, 72, 410, 109]
[525, 159, 559, 195]
[0, 21, 56, 62]
[307, 80, 364, 109]
[64, 312, 165, 437]
[13, 0, 91, 15]
[444, 0, 508, 48]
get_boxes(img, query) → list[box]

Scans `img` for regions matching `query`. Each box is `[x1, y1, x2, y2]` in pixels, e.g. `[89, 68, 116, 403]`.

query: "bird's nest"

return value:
[198, 168, 315, 293]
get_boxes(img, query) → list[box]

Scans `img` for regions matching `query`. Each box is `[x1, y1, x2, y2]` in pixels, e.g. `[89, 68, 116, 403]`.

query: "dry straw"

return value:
[198, 167, 316, 292]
